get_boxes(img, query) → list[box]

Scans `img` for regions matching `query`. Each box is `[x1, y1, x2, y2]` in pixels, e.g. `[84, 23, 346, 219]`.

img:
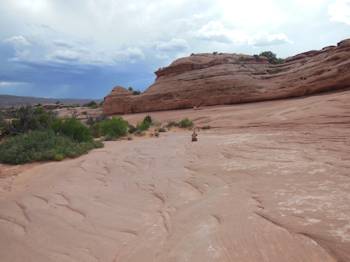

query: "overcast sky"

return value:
[0, 0, 349, 99]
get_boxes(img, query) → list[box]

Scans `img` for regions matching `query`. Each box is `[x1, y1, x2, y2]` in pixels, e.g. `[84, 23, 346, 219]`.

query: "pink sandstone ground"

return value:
[0, 89, 349, 261]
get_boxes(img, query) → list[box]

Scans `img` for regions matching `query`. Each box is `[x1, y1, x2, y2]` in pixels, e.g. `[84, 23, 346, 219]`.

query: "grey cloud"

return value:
[53, 40, 75, 48]
[113, 47, 145, 63]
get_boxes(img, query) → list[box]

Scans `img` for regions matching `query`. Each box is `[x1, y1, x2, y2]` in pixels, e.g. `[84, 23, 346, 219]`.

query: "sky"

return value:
[0, 0, 349, 99]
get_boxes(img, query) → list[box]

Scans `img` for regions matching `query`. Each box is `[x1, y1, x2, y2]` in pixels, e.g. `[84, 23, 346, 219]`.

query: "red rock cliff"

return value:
[103, 39, 350, 115]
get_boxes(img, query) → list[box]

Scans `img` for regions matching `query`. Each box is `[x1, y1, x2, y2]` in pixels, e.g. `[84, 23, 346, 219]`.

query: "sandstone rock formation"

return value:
[103, 39, 350, 115]
[2, 89, 350, 261]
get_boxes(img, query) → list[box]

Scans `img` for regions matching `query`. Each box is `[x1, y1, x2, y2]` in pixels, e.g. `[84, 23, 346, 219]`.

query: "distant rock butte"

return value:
[103, 39, 350, 115]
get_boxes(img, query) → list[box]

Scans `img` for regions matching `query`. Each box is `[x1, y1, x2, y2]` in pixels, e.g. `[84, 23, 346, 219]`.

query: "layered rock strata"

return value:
[104, 39, 350, 115]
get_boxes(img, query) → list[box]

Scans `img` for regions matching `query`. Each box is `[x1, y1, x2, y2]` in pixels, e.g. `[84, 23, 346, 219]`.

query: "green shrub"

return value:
[144, 115, 152, 124]
[86, 117, 95, 127]
[127, 87, 141, 95]
[84, 101, 98, 108]
[178, 118, 193, 128]
[0, 112, 7, 137]
[0, 130, 103, 164]
[92, 117, 129, 139]
[52, 118, 92, 142]
[91, 123, 101, 137]
[128, 124, 137, 134]
[0, 112, 5, 128]
[259, 51, 284, 64]
[136, 115, 153, 131]
[9, 106, 56, 134]
[137, 121, 150, 131]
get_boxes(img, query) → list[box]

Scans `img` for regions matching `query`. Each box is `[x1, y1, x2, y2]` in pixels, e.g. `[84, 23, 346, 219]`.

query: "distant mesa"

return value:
[0, 95, 98, 108]
[103, 39, 350, 115]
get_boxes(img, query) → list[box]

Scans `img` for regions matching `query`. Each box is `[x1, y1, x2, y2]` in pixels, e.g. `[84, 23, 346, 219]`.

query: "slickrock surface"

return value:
[104, 39, 350, 115]
[1, 89, 350, 261]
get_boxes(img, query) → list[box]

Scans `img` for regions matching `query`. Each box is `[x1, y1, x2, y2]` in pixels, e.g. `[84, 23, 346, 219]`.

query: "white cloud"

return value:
[251, 33, 291, 46]
[4, 35, 31, 46]
[0, 81, 27, 87]
[14, 0, 48, 13]
[194, 21, 236, 43]
[155, 39, 189, 52]
[0, 0, 348, 66]
[218, 0, 286, 29]
[194, 21, 290, 46]
[329, 0, 350, 25]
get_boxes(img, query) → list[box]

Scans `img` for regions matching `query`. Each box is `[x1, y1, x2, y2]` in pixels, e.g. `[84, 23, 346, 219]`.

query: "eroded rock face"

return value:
[103, 39, 350, 115]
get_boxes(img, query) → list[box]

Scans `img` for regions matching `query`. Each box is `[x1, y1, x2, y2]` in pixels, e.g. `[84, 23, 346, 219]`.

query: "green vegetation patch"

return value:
[0, 106, 104, 164]
[259, 51, 284, 64]
[9, 106, 56, 134]
[0, 130, 102, 164]
[178, 118, 193, 128]
[84, 101, 99, 108]
[136, 115, 153, 131]
[52, 118, 93, 142]
[128, 87, 141, 95]
[92, 117, 129, 140]
[0, 112, 6, 136]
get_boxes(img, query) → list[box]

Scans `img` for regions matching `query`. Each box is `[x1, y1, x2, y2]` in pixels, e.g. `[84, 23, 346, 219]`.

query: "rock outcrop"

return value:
[103, 39, 350, 115]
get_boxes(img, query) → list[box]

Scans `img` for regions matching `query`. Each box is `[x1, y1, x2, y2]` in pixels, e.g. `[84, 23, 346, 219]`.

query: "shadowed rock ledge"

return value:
[103, 39, 350, 115]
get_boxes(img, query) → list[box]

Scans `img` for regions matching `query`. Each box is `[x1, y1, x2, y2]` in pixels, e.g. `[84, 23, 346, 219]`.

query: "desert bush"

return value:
[253, 54, 260, 60]
[9, 106, 56, 134]
[86, 117, 95, 126]
[92, 117, 129, 139]
[136, 115, 153, 131]
[84, 101, 98, 108]
[178, 118, 193, 128]
[144, 115, 152, 125]
[0, 112, 5, 127]
[128, 124, 137, 134]
[0, 130, 103, 164]
[259, 51, 284, 64]
[0, 112, 7, 137]
[136, 121, 150, 132]
[52, 118, 92, 142]
[128, 87, 141, 95]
